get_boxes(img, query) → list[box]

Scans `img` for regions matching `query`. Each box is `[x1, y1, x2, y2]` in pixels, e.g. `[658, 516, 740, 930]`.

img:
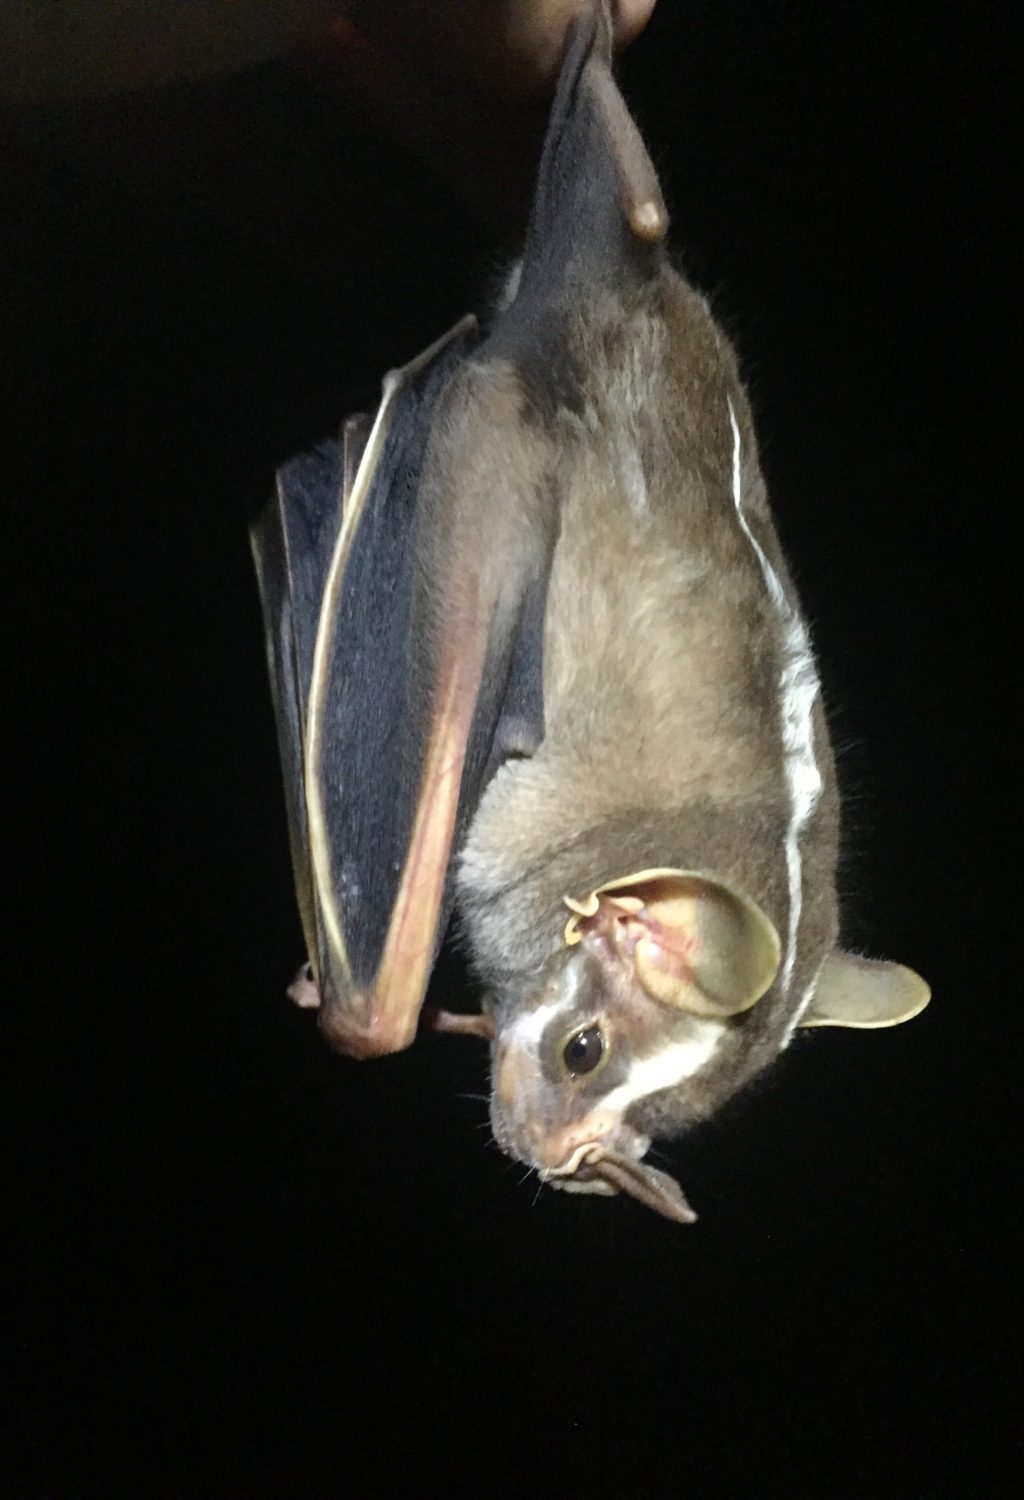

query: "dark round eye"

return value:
[562, 1025, 605, 1077]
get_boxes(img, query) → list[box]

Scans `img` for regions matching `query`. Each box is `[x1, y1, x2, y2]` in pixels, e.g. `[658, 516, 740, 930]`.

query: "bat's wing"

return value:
[253, 1, 668, 1058]
[254, 310, 566, 1057]
[252, 386, 384, 987]
[251, 440, 345, 979]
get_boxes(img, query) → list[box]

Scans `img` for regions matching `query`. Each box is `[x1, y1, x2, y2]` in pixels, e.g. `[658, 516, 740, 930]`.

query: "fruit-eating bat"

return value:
[251, 1, 930, 1224]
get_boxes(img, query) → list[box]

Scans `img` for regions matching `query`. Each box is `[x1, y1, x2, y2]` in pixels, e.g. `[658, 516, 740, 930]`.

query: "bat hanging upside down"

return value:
[251, 1, 929, 1225]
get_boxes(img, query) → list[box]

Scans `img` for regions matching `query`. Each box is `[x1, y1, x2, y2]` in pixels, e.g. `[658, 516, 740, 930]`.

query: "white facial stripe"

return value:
[728, 399, 823, 994]
[502, 965, 580, 1050]
[596, 1022, 724, 1118]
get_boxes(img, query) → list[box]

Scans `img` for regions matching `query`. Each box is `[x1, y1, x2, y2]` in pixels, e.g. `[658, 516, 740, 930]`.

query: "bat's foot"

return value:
[422, 1006, 496, 1041]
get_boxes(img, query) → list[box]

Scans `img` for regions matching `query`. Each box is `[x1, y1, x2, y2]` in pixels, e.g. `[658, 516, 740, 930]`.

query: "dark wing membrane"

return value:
[251, 442, 346, 970]
[253, 2, 670, 1058]
[304, 319, 489, 1054]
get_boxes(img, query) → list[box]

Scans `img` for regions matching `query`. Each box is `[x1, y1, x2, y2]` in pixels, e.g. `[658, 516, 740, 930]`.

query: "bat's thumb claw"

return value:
[287, 964, 321, 1009]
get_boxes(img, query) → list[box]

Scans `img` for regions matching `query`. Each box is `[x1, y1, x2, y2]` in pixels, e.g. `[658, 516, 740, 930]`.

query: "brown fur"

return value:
[457, 262, 840, 1146]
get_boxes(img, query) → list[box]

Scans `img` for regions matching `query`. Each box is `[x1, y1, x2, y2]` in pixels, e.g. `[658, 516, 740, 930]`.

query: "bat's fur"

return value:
[255, 1, 927, 1220]
[457, 269, 840, 1138]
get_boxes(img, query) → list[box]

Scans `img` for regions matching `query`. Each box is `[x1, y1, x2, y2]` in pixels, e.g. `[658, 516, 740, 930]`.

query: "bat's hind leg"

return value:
[422, 1005, 496, 1041]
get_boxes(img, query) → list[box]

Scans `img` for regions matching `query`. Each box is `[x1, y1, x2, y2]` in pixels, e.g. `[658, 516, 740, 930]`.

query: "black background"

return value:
[4, 4, 1017, 1495]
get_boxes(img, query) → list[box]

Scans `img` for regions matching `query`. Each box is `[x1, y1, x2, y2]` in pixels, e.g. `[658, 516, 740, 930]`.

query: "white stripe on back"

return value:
[728, 400, 823, 998]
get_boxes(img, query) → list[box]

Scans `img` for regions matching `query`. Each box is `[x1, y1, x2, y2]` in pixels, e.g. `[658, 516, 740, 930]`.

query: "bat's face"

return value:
[490, 957, 713, 1223]
[487, 869, 784, 1223]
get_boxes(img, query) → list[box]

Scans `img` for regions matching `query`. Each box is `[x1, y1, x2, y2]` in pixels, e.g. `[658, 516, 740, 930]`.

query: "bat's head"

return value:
[486, 866, 931, 1223]
[487, 869, 783, 1224]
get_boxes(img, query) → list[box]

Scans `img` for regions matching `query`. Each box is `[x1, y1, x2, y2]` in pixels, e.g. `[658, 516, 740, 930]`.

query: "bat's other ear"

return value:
[564, 869, 781, 1019]
[800, 952, 931, 1028]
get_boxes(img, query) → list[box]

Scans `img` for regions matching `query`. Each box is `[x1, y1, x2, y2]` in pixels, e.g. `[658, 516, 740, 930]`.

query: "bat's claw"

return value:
[287, 963, 321, 1010]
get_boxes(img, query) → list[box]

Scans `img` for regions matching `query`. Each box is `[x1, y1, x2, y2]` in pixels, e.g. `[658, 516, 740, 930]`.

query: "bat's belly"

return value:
[536, 467, 786, 812]
[458, 475, 789, 943]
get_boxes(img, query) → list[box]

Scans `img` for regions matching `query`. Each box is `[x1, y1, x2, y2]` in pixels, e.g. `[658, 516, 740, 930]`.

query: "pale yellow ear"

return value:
[563, 868, 781, 1019]
[800, 951, 931, 1028]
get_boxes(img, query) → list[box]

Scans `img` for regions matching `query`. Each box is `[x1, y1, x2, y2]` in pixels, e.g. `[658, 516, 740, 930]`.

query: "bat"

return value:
[252, 1, 930, 1224]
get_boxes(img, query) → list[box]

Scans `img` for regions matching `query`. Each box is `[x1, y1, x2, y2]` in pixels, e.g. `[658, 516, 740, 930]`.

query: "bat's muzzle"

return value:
[540, 1143, 696, 1225]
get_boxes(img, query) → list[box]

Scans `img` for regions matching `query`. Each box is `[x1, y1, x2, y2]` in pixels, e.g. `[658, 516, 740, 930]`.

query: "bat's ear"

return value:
[512, 0, 667, 311]
[564, 869, 781, 1019]
[800, 952, 931, 1028]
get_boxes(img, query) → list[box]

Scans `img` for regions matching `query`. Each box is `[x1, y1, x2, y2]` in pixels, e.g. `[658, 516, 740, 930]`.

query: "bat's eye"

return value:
[562, 1025, 605, 1078]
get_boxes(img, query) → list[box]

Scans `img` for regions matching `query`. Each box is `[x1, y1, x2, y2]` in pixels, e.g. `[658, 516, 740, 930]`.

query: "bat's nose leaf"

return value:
[582, 1148, 697, 1225]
